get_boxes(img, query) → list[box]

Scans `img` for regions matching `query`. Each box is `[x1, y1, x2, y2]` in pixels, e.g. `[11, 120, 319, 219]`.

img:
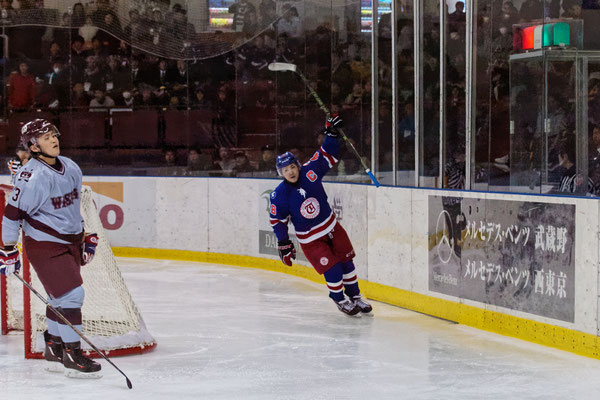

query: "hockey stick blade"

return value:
[12, 272, 133, 389]
[268, 62, 297, 72]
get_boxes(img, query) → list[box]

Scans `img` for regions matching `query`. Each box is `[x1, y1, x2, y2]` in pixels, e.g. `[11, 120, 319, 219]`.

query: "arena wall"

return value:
[80, 176, 600, 358]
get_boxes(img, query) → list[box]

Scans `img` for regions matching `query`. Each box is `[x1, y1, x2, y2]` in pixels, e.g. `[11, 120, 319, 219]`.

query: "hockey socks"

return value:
[340, 261, 360, 298]
[324, 263, 360, 316]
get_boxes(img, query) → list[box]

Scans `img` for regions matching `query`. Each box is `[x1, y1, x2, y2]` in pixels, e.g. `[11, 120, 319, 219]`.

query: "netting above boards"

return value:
[1, 0, 359, 60]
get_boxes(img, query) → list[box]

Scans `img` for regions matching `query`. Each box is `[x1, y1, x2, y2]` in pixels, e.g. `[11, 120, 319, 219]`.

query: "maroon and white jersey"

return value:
[2, 156, 83, 245]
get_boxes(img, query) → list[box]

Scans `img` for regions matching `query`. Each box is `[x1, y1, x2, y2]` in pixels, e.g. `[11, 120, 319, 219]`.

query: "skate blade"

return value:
[45, 362, 64, 373]
[64, 369, 103, 379]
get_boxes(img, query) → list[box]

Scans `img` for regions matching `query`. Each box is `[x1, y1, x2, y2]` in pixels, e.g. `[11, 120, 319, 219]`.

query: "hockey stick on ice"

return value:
[268, 62, 381, 187]
[12, 272, 133, 389]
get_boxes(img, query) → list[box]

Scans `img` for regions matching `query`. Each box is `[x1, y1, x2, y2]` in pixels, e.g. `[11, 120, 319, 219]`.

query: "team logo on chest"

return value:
[300, 197, 320, 219]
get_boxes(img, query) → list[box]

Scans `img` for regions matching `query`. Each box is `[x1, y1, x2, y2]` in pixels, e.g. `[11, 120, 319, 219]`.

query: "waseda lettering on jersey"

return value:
[306, 170, 317, 182]
[270, 204, 277, 215]
[310, 152, 319, 161]
[51, 188, 79, 210]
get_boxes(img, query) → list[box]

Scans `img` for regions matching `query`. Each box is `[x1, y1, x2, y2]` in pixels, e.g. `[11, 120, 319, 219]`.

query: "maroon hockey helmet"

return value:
[20, 118, 60, 149]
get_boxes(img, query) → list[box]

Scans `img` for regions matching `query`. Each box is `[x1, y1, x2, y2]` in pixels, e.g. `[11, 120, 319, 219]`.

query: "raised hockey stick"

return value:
[12, 272, 133, 389]
[268, 62, 381, 187]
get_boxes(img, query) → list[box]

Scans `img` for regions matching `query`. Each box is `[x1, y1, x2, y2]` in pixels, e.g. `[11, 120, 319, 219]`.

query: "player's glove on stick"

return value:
[277, 239, 296, 266]
[82, 233, 99, 265]
[325, 114, 343, 138]
[0, 248, 20, 276]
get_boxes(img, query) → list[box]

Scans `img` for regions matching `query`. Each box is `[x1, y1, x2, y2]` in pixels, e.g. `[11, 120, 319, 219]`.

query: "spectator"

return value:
[115, 89, 137, 108]
[216, 146, 236, 172]
[191, 86, 211, 109]
[229, 0, 256, 33]
[277, 5, 302, 39]
[105, 55, 130, 94]
[84, 55, 105, 90]
[166, 7, 195, 42]
[167, 59, 188, 103]
[70, 2, 86, 29]
[79, 15, 98, 44]
[231, 150, 255, 175]
[130, 57, 143, 87]
[8, 61, 35, 111]
[146, 58, 169, 88]
[257, 144, 276, 172]
[48, 59, 69, 108]
[186, 147, 212, 173]
[71, 82, 90, 109]
[89, 86, 115, 112]
[153, 85, 171, 107]
[96, 11, 121, 53]
[448, 1, 465, 32]
[163, 147, 178, 167]
[258, 0, 276, 26]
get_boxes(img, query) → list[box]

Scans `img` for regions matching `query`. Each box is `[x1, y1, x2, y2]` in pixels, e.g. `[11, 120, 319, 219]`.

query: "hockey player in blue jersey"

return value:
[0, 119, 101, 377]
[269, 115, 372, 316]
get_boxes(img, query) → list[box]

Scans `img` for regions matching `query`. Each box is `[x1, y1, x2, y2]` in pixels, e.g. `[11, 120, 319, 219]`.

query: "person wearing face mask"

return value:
[48, 59, 69, 109]
[115, 89, 136, 108]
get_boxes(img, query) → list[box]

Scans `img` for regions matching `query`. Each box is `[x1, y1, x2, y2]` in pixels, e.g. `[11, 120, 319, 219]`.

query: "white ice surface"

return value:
[2, 258, 600, 399]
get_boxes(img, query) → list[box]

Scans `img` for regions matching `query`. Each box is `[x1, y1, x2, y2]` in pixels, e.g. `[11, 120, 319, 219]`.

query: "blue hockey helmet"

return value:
[276, 151, 300, 177]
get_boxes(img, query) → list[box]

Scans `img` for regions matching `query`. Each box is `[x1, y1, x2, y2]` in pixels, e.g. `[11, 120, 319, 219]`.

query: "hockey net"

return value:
[0, 185, 156, 358]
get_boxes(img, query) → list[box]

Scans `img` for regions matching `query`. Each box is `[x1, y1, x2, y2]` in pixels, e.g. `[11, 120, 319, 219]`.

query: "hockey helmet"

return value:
[276, 151, 300, 177]
[20, 119, 60, 149]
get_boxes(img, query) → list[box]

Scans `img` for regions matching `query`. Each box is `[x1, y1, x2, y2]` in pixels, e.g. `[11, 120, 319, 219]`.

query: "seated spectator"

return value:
[163, 147, 179, 167]
[8, 61, 35, 111]
[186, 147, 212, 173]
[216, 146, 236, 172]
[71, 82, 90, 109]
[191, 86, 211, 109]
[139, 84, 155, 108]
[105, 55, 130, 94]
[154, 85, 171, 107]
[231, 150, 255, 175]
[79, 15, 98, 44]
[48, 58, 70, 108]
[167, 59, 189, 103]
[84, 55, 106, 90]
[558, 144, 594, 194]
[89, 86, 115, 112]
[115, 89, 137, 108]
[257, 144, 276, 173]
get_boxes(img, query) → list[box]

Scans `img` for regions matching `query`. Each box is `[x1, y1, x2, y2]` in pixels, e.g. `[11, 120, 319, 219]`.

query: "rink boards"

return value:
[73, 177, 600, 358]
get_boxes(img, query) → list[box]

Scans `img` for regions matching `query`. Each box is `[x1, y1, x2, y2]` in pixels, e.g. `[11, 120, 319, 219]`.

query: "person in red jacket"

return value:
[8, 61, 35, 111]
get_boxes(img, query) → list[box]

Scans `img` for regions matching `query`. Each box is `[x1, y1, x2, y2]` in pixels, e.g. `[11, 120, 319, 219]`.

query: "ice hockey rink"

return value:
[2, 257, 600, 400]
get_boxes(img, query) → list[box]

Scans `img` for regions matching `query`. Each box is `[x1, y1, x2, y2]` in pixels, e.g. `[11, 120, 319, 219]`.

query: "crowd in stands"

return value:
[2, 0, 597, 189]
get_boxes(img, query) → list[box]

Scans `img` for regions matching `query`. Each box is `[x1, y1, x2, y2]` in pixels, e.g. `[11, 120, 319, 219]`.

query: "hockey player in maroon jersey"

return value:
[0, 119, 101, 377]
[269, 115, 372, 316]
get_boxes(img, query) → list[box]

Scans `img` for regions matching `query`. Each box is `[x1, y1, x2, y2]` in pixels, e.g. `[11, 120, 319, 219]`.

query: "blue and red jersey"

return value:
[269, 136, 339, 244]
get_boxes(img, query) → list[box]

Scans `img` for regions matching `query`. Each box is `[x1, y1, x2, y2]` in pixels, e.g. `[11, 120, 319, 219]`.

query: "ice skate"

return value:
[43, 331, 64, 373]
[335, 298, 361, 316]
[352, 295, 373, 315]
[62, 342, 102, 379]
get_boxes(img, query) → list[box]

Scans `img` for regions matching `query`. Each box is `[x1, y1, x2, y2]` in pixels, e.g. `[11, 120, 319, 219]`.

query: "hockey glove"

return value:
[277, 239, 296, 266]
[325, 114, 343, 138]
[82, 233, 99, 266]
[0, 248, 20, 276]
